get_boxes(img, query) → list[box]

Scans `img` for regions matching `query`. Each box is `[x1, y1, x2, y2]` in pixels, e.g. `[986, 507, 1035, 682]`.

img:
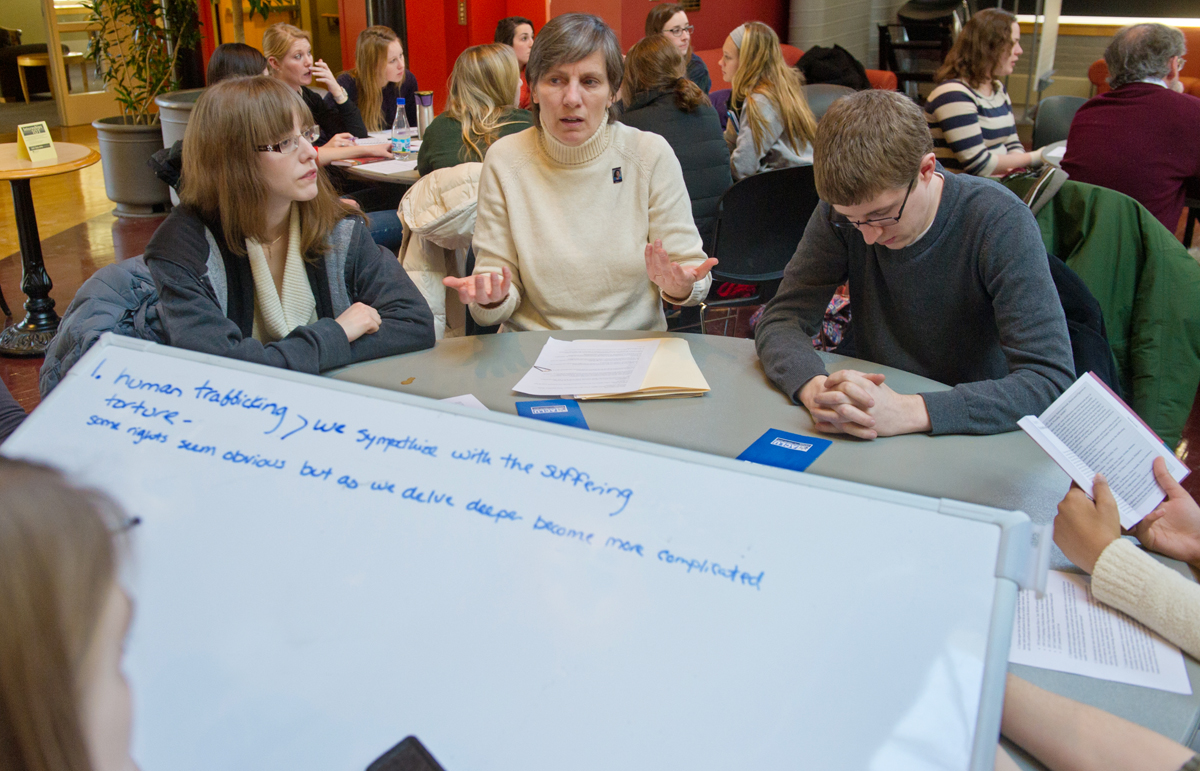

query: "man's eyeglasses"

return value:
[256, 125, 320, 154]
[829, 177, 916, 230]
[664, 24, 694, 38]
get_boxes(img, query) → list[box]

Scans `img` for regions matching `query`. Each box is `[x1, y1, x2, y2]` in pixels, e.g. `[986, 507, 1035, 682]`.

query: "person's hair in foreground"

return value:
[261, 22, 311, 67]
[729, 21, 816, 156]
[349, 25, 402, 132]
[935, 7, 1018, 87]
[813, 89, 933, 206]
[494, 16, 534, 46]
[1106, 23, 1187, 89]
[205, 42, 267, 85]
[180, 76, 355, 258]
[524, 12, 624, 126]
[0, 459, 129, 771]
[445, 43, 524, 161]
[621, 34, 708, 112]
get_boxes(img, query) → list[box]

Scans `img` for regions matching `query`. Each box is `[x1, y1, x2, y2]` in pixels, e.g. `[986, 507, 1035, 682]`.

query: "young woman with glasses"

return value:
[143, 76, 434, 373]
[645, 3, 711, 93]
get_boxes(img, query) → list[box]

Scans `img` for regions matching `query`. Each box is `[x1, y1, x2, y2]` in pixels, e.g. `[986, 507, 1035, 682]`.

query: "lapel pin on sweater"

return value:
[612, 167, 622, 184]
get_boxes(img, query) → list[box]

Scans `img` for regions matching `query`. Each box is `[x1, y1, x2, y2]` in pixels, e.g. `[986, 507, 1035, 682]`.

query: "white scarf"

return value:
[246, 204, 315, 342]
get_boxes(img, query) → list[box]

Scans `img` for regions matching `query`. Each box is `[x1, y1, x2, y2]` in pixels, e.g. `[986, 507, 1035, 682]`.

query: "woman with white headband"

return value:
[719, 22, 817, 180]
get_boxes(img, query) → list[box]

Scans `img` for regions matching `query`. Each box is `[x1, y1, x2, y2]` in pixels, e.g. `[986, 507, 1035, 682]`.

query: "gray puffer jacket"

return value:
[39, 256, 164, 396]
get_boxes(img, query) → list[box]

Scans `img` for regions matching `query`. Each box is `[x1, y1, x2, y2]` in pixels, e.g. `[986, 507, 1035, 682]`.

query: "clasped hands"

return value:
[798, 370, 931, 440]
[442, 240, 717, 307]
[1055, 457, 1200, 573]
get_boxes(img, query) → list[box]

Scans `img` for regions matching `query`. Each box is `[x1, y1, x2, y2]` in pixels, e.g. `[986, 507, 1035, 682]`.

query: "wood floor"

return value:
[3, 123, 1200, 505]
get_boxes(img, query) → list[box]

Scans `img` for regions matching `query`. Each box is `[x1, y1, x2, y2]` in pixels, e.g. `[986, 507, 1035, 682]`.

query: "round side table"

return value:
[0, 142, 101, 356]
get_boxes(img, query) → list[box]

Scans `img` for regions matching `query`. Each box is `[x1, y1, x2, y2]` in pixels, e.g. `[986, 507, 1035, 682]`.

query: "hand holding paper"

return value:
[1131, 457, 1200, 566]
[1054, 474, 1122, 573]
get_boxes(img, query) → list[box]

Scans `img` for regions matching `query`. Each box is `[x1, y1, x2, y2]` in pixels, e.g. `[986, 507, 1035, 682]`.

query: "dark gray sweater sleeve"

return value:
[920, 207, 1074, 434]
[150, 255, 354, 374]
[342, 223, 435, 363]
[754, 204, 847, 401]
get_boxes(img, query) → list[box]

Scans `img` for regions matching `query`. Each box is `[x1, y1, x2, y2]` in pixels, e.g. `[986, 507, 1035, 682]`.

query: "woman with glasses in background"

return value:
[144, 77, 434, 374]
[645, 3, 710, 93]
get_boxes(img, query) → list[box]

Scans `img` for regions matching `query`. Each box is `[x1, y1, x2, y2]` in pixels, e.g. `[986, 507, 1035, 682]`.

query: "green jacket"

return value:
[1005, 177, 1200, 447]
[417, 109, 534, 177]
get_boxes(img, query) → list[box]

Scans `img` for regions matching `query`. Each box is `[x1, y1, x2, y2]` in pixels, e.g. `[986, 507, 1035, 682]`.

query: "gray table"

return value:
[332, 330, 1200, 765]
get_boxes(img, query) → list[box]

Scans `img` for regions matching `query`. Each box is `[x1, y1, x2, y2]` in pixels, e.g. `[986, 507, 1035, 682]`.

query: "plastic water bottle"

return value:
[391, 98, 411, 157]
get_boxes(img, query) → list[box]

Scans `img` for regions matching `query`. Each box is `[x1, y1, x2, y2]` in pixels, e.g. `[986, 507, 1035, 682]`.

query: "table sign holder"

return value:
[16, 121, 57, 162]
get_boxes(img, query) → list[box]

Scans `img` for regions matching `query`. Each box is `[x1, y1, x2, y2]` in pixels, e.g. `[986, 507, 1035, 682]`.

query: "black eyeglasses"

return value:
[829, 177, 916, 230]
[664, 24, 694, 37]
[256, 125, 320, 154]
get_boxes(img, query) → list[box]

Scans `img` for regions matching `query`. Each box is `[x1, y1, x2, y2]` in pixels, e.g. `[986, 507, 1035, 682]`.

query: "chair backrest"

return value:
[710, 165, 820, 284]
[1032, 95, 1086, 149]
[803, 83, 855, 120]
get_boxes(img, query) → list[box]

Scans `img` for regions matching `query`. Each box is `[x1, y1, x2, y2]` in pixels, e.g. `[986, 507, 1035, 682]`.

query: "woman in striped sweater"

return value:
[925, 8, 1043, 176]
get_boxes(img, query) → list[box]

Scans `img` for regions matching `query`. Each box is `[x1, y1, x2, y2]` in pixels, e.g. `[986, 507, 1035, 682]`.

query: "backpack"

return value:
[796, 45, 870, 91]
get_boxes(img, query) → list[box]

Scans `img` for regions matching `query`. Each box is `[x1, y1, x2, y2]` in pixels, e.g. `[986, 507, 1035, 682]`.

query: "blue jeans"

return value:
[366, 209, 404, 253]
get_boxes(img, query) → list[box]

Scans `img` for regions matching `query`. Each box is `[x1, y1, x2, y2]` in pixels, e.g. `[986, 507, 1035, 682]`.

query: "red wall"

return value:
[339, 0, 371, 73]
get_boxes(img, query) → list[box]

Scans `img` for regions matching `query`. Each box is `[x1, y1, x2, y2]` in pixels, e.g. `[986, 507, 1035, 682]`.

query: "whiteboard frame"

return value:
[15, 334, 1032, 771]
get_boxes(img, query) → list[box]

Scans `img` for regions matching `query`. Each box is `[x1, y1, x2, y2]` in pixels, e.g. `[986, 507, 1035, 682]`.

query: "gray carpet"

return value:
[0, 97, 59, 134]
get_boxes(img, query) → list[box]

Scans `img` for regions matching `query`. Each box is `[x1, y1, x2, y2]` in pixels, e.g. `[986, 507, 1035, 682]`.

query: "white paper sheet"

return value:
[356, 159, 418, 175]
[512, 338, 659, 396]
[440, 394, 489, 410]
[352, 136, 389, 145]
[1009, 569, 1192, 694]
[1043, 145, 1066, 162]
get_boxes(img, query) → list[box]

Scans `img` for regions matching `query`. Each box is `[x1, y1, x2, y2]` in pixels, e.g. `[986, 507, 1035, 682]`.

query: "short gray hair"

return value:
[1105, 23, 1186, 89]
[525, 13, 623, 126]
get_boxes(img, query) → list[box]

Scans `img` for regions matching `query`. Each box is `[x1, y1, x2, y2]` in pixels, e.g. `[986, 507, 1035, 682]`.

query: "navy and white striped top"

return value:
[925, 80, 1022, 177]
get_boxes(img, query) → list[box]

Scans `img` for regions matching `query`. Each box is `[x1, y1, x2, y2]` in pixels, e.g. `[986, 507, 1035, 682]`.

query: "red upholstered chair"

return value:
[695, 45, 897, 92]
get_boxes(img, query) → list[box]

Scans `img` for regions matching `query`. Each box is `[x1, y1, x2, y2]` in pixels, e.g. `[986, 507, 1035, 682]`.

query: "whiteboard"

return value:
[2, 336, 1030, 771]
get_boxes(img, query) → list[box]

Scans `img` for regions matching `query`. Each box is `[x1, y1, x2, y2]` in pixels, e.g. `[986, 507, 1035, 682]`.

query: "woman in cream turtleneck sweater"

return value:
[443, 13, 717, 332]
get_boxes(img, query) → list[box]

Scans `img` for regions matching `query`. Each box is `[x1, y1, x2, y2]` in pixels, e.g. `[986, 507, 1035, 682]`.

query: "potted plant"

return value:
[85, 0, 200, 217]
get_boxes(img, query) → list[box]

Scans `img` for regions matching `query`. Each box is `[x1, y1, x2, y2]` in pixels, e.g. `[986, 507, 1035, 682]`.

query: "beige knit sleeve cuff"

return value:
[661, 273, 710, 307]
[469, 287, 519, 328]
[1092, 537, 1200, 660]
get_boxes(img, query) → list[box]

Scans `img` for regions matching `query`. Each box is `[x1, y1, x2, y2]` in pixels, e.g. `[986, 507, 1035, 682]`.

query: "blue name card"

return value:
[515, 399, 590, 430]
[737, 429, 831, 472]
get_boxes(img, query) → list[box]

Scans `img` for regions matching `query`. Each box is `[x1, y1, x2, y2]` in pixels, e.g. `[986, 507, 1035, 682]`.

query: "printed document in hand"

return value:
[1010, 569, 1191, 694]
[1043, 144, 1067, 162]
[1018, 372, 1189, 528]
[512, 338, 710, 399]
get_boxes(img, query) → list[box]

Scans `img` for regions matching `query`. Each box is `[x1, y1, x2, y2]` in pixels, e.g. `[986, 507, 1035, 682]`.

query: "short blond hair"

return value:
[813, 89, 932, 206]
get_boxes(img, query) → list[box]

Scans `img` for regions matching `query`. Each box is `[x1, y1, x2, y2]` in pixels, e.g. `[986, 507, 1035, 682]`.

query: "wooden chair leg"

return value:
[18, 64, 30, 102]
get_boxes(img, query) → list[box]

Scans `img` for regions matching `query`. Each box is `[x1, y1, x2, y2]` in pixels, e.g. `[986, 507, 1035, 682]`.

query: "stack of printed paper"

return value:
[512, 338, 710, 400]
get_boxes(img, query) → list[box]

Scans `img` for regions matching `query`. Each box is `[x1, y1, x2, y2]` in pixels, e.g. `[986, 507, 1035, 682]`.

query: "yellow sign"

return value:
[17, 121, 56, 162]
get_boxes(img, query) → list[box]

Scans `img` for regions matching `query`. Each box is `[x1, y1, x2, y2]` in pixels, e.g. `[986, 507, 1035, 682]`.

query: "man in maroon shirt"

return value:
[1062, 24, 1200, 235]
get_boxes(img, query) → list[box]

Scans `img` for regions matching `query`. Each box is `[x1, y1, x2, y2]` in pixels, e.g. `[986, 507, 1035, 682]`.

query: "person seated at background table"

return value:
[1054, 458, 1200, 659]
[0, 458, 136, 771]
[495, 16, 536, 110]
[144, 77, 434, 373]
[719, 22, 817, 181]
[755, 89, 1074, 438]
[328, 26, 419, 136]
[263, 23, 371, 150]
[619, 34, 730, 254]
[444, 13, 715, 332]
[417, 44, 533, 177]
[645, 3, 711, 94]
[925, 8, 1044, 177]
[1062, 24, 1200, 235]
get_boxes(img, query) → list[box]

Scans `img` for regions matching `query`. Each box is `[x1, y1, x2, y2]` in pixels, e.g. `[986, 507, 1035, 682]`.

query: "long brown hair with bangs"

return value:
[180, 76, 356, 259]
[622, 34, 708, 111]
[935, 8, 1018, 89]
[0, 459, 122, 771]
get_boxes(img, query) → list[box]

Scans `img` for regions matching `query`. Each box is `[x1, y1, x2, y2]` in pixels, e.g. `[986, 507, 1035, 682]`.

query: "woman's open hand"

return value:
[443, 267, 513, 307]
[1131, 457, 1200, 566]
[644, 239, 716, 300]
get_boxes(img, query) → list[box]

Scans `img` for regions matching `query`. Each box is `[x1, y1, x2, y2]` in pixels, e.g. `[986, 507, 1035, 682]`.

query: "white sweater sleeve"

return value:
[644, 133, 710, 306]
[1091, 538, 1200, 660]
[468, 152, 522, 327]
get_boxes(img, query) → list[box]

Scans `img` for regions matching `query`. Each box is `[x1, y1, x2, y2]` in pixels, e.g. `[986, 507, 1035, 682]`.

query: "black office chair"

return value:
[1031, 95, 1086, 150]
[877, 20, 955, 100]
[802, 84, 855, 121]
[695, 166, 821, 332]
